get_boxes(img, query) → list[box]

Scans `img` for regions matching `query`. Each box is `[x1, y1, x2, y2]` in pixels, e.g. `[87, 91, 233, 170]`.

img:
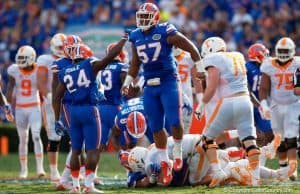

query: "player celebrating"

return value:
[121, 3, 202, 185]
[259, 37, 300, 180]
[246, 43, 273, 146]
[195, 37, 261, 186]
[36, 33, 66, 182]
[97, 42, 129, 151]
[53, 36, 127, 193]
[7, 46, 45, 179]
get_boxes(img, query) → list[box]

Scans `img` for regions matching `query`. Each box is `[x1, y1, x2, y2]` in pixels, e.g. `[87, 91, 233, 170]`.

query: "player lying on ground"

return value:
[122, 134, 285, 188]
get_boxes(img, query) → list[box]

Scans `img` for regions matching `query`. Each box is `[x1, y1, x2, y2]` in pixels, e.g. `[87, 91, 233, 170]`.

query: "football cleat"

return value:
[160, 161, 173, 186]
[261, 134, 281, 159]
[37, 170, 46, 178]
[94, 176, 104, 186]
[19, 169, 28, 179]
[82, 186, 104, 194]
[50, 170, 61, 183]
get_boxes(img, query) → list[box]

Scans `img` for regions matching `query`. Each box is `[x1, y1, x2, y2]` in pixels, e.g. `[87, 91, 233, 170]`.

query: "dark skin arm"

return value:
[111, 125, 122, 151]
[53, 82, 66, 121]
[127, 44, 142, 78]
[259, 73, 271, 101]
[167, 32, 201, 63]
[92, 38, 127, 75]
[37, 67, 49, 97]
[6, 76, 15, 104]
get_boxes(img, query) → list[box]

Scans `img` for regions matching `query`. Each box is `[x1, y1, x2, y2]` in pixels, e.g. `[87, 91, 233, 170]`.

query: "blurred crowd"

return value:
[0, 0, 299, 91]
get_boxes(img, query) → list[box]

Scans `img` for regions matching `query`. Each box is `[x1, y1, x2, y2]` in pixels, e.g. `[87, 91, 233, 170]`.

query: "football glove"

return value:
[55, 120, 67, 136]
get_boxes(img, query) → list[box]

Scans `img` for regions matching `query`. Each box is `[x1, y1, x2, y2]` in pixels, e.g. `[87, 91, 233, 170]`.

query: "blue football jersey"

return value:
[246, 61, 261, 98]
[58, 58, 98, 105]
[115, 97, 145, 132]
[98, 61, 128, 105]
[52, 58, 73, 104]
[129, 22, 178, 80]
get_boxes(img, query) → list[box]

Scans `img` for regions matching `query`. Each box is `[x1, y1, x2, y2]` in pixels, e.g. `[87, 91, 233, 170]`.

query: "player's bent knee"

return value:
[285, 137, 297, 150]
[278, 141, 287, 153]
[47, 140, 60, 152]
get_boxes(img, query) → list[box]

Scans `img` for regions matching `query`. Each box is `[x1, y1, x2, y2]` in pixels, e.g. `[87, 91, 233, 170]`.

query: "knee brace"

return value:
[277, 141, 287, 153]
[47, 140, 60, 152]
[245, 145, 260, 157]
[242, 136, 260, 157]
[202, 136, 218, 151]
[285, 137, 297, 150]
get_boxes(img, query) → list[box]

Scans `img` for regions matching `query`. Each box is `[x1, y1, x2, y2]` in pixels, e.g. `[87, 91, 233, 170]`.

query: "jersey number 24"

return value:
[63, 69, 91, 93]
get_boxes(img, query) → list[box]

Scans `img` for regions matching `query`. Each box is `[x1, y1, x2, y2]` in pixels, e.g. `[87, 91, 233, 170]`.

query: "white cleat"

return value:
[261, 134, 281, 159]
[94, 176, 104, 186]
[19, 169, 28, 179]
[82, 186, 104, 193]
[277, 166, 290, 181]
[50, 170, 61, 182]
[37, 169, 46, 178]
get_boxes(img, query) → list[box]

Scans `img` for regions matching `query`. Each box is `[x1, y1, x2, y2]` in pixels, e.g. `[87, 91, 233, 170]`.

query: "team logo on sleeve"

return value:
[152, 34, 161, 40]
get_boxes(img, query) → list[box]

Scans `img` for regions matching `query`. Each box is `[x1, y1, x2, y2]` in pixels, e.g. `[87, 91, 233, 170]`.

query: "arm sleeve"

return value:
[165, 23, 178, 37]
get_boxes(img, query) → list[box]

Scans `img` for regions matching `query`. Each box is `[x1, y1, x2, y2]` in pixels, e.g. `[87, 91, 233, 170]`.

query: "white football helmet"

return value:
[173, 47, 183, 57]
[136, 3, 160, 31]
[50, 33, 67, 58]
[275, 37, 295, 63]
[128, 147, 147, 172]
[15, 45, 36, 68]
[201, 37, 226, 58]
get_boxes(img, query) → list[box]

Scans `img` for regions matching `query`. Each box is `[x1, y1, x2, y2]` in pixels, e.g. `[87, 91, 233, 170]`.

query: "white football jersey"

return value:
[7, 64, 40, 107]
[202, 52, 248, 98]
[36, 54, 58, 92]
[261, 57, 300, 104]
[167, 134, 201, 160]
[176, 52, 194, 100]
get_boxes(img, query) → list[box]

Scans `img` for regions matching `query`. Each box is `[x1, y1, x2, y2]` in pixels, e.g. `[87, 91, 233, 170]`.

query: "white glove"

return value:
[259, 99, 271, 120]
[194, 100, 206, 120]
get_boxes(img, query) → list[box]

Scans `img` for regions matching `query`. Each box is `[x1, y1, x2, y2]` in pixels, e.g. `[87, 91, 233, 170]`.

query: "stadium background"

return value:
[0, 0, 298, 153]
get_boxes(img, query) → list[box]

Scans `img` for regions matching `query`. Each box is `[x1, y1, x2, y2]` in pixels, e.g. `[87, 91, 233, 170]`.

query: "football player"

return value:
[7, 46, 45, 179]
[246, 43, 273, 146]
[112, 97, 154, 151]
[53, 36, 127, 193]
[195, 37, 261, 186]
[174, 47, 203, 134]
[97, 43, 129, 152]
[121, 3, 202, 185]
[36, 33, 66, 182]
[260, 37, 300, 180]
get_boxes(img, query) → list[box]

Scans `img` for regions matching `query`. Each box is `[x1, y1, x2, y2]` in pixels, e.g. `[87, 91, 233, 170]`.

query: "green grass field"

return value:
[0, 153, 300, 193]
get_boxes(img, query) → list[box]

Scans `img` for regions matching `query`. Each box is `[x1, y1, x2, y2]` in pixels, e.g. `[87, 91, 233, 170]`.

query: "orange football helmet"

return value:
[136, 3, 160, 31]
[248, 43, 269, 64]
[126, 111, 147, 138]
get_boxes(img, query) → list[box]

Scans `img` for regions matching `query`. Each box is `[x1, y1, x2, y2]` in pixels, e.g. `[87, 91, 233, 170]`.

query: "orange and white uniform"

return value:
[7, 63, 42, 139]
[260, 57, 300, 138]
[36, 54, 60, 141]
[202, 52, 255, 140]
[176, 52, 194, 132]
